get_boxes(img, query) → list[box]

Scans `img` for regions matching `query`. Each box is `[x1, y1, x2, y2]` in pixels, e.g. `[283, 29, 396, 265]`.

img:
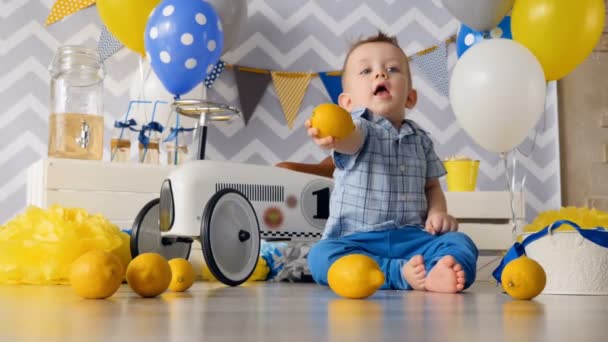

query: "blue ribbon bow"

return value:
[114, 118, 138, 131]
[492, 220, 608, 284]
[163, 127, 195, 143]
[138, 121, 164, 147]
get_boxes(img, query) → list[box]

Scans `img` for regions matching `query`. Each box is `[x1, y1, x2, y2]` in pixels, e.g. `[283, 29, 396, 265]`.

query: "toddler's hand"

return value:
[425, 212, 458, 235]
[305, 119, 339, 150]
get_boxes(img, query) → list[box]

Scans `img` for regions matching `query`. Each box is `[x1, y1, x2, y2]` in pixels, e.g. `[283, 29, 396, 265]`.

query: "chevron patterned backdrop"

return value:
[0, 0, 560, 227]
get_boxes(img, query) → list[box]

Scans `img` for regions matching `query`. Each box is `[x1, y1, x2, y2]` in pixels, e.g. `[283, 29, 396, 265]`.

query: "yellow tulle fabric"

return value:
[0, 205, 131, 285]
[523, 207, 608, 233]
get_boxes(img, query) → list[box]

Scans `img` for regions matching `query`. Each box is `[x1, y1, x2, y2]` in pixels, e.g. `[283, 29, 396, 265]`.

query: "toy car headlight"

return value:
[159, 179, 174, 232]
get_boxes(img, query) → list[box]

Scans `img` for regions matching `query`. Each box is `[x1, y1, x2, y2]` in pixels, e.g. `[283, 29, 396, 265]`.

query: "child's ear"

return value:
[338, 93, 353, 112]
[405, 89, 417, 109]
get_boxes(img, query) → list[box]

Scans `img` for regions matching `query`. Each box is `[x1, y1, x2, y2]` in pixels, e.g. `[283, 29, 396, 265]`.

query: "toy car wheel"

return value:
[201, 189, 261, 286]
[131, 198, 192, 260]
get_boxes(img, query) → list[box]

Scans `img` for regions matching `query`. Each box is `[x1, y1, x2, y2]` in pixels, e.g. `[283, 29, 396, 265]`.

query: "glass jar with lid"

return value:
[48, 45, 105, 160]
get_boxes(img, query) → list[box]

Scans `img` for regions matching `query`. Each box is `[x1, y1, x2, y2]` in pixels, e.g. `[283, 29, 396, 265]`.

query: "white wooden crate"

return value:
[446, 191, 524, 282]
[26, 158, 175, 229]
[26, 158, 523, 282]
[447, 191, 524, 251]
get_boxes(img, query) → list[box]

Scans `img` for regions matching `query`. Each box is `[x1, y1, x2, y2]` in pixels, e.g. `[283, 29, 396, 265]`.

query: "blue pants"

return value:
[308, 227, 478, 290]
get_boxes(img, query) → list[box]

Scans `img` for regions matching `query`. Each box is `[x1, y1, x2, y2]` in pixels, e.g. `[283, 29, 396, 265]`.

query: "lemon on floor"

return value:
[328, 254, 384, 299]
[201, 256, 269, 282]
[501, 256, 546, 300]
[168, 258, 195, 292]
[70, 250, 123, 299]
[126, 253, 172, 298]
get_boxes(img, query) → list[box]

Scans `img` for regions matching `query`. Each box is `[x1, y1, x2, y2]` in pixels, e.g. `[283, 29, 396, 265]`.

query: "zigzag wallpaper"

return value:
[0, 0, 560, 225]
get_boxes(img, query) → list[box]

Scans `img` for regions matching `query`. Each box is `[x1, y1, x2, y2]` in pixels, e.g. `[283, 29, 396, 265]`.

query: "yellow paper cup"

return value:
[443, 160, 480, 192]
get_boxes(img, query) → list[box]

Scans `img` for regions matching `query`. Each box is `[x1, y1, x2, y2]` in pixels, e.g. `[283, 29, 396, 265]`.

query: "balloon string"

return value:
[160, 95, 180, 141]
[517, 87, 548, 158]
[138, 56, 149, 123]
[175, 94, 181, 165]
[174, 112, 180, 165]
[501, 151, 519, 242]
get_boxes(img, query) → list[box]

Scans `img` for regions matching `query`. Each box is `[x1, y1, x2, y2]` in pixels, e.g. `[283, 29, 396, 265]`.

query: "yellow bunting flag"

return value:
[271, 71, 313, 129]
[46, 0, 96, 26]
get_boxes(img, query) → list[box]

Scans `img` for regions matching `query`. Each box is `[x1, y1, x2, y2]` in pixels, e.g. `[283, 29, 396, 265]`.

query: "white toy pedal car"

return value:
[131, 100, 333, 286]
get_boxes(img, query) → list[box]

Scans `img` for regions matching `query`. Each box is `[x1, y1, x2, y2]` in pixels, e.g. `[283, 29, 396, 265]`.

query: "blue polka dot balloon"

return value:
[145, 0, 224, 96]
[456, 15, 512, 58]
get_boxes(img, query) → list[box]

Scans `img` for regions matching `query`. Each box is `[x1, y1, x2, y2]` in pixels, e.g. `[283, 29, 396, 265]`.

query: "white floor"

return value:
[0, 281, 606, 342]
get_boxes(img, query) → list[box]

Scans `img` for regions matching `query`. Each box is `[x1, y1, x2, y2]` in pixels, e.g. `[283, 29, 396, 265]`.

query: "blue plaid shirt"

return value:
[323, 108, 447, 239]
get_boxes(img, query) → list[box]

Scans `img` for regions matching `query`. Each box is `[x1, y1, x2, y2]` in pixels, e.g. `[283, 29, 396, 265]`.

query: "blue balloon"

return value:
[145, 0, 224, 96]
[456, 15, 512, 58]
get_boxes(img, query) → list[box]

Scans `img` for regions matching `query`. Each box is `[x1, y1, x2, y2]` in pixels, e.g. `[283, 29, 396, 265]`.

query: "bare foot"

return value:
[401, 255, 426, 290]
[425, 255, 466, 293]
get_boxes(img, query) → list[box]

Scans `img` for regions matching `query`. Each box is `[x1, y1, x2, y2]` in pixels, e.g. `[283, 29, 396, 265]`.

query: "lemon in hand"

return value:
[126, 253, 172, 298]
[328, 254, 385, 299]
[310, 103, 355, 139]
[70, 250, 123, 299]
[502, 256, 546, 300]
[168, 258, 195, 292]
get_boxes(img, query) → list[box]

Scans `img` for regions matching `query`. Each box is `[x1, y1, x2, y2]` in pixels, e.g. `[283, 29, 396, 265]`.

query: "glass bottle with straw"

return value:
[111, 100, 150, 162]
[138, 100, 166, 164]
[163, 112, 194, 165]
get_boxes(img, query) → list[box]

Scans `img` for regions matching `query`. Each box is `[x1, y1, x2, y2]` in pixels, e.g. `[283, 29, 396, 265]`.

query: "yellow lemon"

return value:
[201, 257, 269, 282]
[168, 258, 195, 292]
[201, 262, 217, 282]
[126, 253, 172, 298]
[70, 250, 123, 299]
[310, 103, 355, 139]
[328, 254, 385, 299]
[502, 256, 546, 300]
[247, 257, 270, 281]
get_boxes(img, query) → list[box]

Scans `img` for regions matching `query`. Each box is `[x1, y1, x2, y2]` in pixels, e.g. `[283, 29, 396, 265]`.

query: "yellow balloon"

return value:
[512, 0, 605, 81]
[97, 0, 161, 56]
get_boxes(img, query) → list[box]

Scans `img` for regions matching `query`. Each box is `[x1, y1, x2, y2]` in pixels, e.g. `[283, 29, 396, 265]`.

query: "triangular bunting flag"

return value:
[318, 72, 343, 105]
[234, 67, 272, 125]
[271, 71, 313, 129]
[46, 0, 96, 26]
[410, 41, 449, 97]
[204, 61, 226, 88]
[98, 25, 123, 62]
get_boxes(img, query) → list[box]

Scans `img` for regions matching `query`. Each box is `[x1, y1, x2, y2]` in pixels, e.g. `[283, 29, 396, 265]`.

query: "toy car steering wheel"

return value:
[172, 99, 241, 160]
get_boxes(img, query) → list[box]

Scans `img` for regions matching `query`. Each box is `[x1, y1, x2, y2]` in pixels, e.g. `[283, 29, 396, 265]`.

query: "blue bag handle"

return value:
[492, 220, 608, 284]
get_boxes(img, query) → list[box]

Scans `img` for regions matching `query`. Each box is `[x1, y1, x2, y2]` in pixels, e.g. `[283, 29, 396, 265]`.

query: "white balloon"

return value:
[442, 0, 513, 32]
[449, 39, 546, 153]
[206, 0, 248, 55]
[128, 59, 200, 130]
